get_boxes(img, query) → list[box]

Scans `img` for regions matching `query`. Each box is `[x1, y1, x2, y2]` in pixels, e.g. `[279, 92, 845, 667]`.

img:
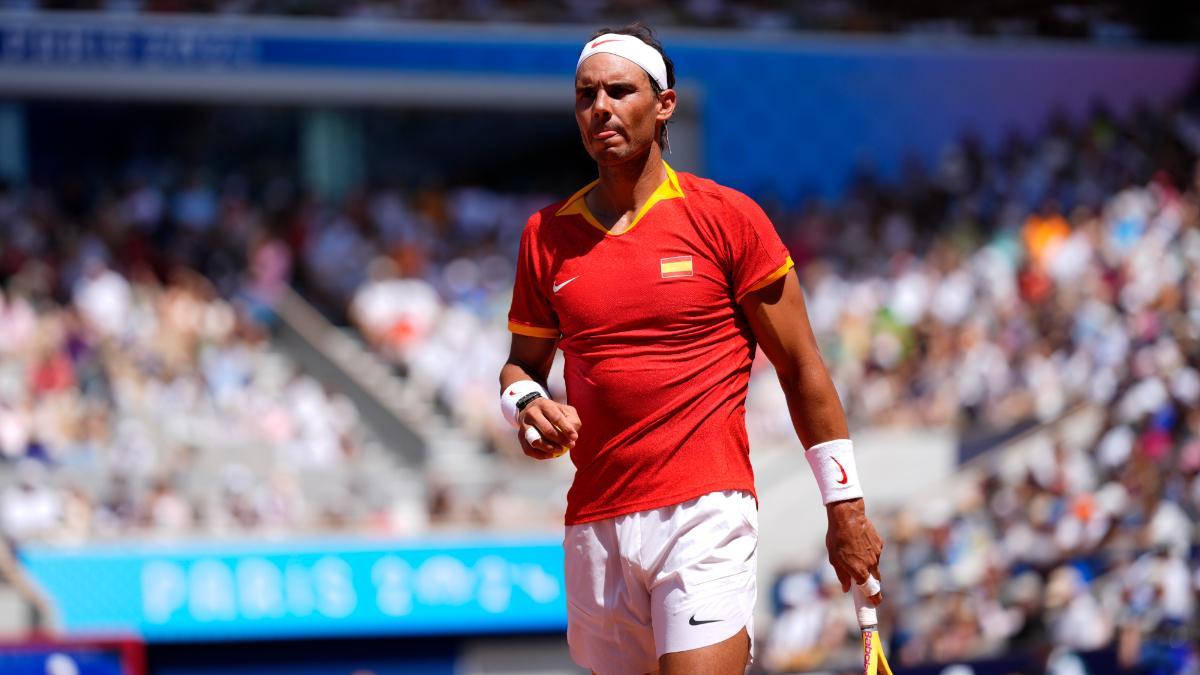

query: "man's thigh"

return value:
[588, 627, 750, 675]
[659, 627, 750, 675]
[564, 517, 658, 674]
[565, 490, 759, 674]
[648, 490, 758, 662]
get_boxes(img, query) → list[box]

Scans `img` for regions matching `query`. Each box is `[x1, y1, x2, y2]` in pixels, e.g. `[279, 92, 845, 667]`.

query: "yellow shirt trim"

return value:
[508, 321, 560, 339]
[555, 162, 685, 236]
[739, 256, 795, 300]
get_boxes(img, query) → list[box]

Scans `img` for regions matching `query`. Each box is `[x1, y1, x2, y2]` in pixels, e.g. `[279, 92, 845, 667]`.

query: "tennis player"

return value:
[499, 23, 884, 674]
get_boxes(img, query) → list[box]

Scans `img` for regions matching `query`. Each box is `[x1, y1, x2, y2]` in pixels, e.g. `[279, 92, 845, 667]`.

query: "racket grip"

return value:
[853, 585, 878, 630]
[524, 426, 568, 458]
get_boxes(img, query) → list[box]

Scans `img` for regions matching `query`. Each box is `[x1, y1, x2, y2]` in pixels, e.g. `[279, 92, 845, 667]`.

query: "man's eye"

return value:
[577, 89, 595, 99]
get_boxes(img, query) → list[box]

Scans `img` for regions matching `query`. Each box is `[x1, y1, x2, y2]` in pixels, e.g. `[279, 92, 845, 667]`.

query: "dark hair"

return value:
[589, 22, 675, 147]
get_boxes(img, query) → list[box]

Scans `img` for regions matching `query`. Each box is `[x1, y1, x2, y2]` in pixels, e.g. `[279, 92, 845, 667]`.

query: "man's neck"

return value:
[587, 146, 667, 231]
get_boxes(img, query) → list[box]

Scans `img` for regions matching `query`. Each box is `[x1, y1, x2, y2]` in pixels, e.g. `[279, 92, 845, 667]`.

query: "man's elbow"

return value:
[503, 358, 545, 385]
[773, 355, 832, 396]
[772, 359, 805, 392]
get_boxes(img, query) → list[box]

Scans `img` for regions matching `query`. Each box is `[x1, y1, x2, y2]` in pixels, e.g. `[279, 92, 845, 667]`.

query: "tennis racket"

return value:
[853, 585, 892, 675]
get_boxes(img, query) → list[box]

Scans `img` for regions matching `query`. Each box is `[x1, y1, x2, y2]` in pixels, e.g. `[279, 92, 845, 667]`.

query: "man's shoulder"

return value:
[676, 170, 723, 198]
[676, 171, 763, 217]
[522, 197, 572, 233]
[677, 171, 755, 208]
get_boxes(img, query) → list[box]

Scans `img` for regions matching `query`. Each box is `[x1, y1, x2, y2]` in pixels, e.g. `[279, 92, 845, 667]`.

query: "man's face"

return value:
[575, 52, 674, 166]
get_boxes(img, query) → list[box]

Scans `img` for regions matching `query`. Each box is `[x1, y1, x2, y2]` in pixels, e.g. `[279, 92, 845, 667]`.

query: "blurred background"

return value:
[0, 1, 1196, 674]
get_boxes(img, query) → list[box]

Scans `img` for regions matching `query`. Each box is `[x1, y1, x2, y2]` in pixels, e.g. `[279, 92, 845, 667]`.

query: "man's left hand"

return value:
[825, 498, 884, 606]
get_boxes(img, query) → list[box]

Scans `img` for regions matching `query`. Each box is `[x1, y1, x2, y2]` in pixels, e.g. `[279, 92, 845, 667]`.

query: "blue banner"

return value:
[0, 20, 259, 69]
[0, 19, 573, 74]
[0, 647, 126, 675]
[20, 536, 566, 642]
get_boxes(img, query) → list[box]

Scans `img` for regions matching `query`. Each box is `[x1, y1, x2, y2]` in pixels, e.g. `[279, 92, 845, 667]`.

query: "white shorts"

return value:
[563, 490, 758, 675]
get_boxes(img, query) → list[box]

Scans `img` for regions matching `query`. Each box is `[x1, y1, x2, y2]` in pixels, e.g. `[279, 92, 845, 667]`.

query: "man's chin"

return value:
[593, 151, 625, 166]
[590, 144, 649, 167]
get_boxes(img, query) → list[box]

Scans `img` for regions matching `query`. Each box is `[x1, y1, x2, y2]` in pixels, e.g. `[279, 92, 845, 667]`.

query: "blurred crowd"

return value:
[0, 185, 430, 545]
[330, 98, 1200, 464]
[7, 0, 1175, 43]
[7, 90, 1194, 470]
[762, 112, 1200, 670]
[0, 65, 1198, 670]
[755, 101, 1197, 436]
[767, 375, 1200, 672]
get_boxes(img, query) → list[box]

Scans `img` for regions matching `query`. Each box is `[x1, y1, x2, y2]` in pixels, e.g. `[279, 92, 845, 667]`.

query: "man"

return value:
[499, 24, 883, 674]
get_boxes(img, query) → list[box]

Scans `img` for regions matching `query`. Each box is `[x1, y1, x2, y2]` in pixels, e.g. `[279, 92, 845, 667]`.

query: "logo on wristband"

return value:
[832, 458, 849, 485]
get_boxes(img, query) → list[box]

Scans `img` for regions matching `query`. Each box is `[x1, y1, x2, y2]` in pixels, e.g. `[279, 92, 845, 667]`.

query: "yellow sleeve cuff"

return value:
[739, 256, 795, 300]
[508, 321, 560, 339]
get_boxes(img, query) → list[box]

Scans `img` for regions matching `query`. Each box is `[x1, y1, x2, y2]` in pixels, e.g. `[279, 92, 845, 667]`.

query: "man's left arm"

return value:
[741, 270, 885, 605]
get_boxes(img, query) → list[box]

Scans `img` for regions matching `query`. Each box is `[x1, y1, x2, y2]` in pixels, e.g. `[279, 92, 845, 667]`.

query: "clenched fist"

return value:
[518, 397, 582, 460]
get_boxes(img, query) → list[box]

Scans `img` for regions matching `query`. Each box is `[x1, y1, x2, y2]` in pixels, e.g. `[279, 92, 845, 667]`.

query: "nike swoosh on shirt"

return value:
[689, 615, 722, 626]
[552, 276, 580, 293]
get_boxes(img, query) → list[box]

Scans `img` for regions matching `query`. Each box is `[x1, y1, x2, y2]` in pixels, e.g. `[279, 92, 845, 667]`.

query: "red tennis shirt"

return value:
[508, 162, 794, 525]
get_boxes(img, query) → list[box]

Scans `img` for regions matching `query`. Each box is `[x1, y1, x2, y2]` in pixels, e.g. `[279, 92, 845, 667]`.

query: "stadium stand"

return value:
[0, 18, 1196, 669]
[302, 86, 1200, 670]
[333, 91, 1200, 456]
[759, 97, 1200, 670]
[0, 265, 428, 541]
[2, 89, 1197, 667]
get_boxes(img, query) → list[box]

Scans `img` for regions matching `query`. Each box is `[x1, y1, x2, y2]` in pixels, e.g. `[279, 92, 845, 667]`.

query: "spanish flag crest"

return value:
[660, 256, 693, 278]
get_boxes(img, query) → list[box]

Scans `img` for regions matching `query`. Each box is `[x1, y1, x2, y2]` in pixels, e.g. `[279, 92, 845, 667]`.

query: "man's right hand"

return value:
[518, 397, 581, 460]
[825, 498, 884, 606]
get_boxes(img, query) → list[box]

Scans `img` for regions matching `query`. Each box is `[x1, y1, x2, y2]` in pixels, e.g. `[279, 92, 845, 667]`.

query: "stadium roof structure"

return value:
[0, 11, 1195, 198]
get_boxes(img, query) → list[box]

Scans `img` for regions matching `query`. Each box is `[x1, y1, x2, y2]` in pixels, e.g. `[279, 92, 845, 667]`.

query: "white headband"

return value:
[576, 33, 669, 91]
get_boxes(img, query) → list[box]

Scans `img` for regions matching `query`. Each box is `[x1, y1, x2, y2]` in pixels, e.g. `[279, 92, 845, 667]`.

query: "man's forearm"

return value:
[499, 354, 580, 454]
[787, 364, 881, 599]
[500, 361, 547, 392]
[778, 363, 849, 449]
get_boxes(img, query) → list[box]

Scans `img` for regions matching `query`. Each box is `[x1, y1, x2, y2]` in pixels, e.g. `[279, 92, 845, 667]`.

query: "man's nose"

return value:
[592, 91, 612, 117]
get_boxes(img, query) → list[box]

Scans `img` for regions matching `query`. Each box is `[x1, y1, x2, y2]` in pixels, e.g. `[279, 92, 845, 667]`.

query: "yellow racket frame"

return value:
[860, 627, 893, 675]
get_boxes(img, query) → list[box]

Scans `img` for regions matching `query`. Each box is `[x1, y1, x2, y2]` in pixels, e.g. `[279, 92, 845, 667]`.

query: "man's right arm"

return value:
[741, 270, 883, 604]
[501, 334, 581, 459]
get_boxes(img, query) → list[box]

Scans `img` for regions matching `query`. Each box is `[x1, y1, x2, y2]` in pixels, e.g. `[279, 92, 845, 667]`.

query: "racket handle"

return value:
[854, 585, 892, 675]
[524, 426, 569, 458]
[853, 585, 878, 630]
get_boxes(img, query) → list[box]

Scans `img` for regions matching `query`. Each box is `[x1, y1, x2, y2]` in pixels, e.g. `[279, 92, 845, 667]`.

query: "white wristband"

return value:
[501, 380, 548, 428]
[804, 439, 864, 505]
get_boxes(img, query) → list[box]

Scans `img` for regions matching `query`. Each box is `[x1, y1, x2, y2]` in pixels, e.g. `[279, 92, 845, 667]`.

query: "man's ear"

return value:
[657, 89, 677, 124]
